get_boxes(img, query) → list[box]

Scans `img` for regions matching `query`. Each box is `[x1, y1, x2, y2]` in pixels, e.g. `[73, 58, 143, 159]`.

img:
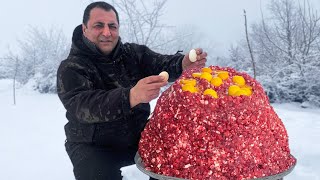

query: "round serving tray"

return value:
[135, 152, 296, 180]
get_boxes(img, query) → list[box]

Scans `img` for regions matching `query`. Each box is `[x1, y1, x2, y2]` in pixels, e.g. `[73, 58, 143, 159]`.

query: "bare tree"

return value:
[0, 54, 20, 105]
[229, 0, 320, 105]
[255, 0, 320, 104]
[254, 0, 320, 76]
[110, 0, 168, 48]
[12, 56, 19, 105]
[243, 9, 257, 79]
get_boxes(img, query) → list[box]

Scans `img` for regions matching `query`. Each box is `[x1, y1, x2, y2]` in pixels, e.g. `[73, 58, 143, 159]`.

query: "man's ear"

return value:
[82, 24, 87, 35]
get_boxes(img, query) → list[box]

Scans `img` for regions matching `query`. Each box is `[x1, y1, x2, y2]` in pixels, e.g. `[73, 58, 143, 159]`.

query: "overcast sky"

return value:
[1, 0, 319, 57]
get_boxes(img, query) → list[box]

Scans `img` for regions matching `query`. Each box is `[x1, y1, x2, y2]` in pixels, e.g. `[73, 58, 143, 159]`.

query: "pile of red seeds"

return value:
[139, 66, 296, 180]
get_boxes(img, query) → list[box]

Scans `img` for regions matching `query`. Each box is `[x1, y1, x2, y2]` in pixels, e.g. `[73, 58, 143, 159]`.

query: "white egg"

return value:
[159, 71, 169, 81]
[189, 49, 197, 62]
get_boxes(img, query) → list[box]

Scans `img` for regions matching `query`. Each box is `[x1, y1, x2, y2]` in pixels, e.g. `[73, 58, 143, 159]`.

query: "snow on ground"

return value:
[273, 103, 320, 180]
[0, 79, 319, 180]
[0, 79, 74, 180]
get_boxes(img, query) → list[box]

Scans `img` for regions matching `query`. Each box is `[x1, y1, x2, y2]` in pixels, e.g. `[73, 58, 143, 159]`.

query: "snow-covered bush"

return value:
[227, 0, 320, 107]
[0, 26, 70, 93]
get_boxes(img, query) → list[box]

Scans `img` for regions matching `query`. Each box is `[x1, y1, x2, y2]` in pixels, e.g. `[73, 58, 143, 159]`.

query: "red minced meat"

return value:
[139, 66, 296, 180]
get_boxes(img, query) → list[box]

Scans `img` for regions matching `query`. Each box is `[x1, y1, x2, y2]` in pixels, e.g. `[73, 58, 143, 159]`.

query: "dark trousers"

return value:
[65, 141, 157, 180]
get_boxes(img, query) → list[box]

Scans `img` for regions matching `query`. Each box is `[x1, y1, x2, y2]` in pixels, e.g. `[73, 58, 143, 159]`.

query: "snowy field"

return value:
[0, 79, 319, 180]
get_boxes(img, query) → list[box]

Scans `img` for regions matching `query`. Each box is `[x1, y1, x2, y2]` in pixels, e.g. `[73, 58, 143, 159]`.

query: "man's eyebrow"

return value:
[93, 22, 104, 25]
[93, 22, 118, 27]
[108, 22, 118, 26]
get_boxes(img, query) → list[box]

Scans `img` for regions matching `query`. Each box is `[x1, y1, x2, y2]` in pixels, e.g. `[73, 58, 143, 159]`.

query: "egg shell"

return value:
[189, 49, 197, 62]
[159, 71, 169, 81]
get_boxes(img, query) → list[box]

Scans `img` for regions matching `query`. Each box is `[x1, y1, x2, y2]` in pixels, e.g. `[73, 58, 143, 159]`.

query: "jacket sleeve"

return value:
[57, 60, 131, 124]
[132, 44, 184, 82]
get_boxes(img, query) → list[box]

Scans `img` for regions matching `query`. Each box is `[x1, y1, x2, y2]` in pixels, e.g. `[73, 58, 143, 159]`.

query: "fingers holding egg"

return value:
[189, 48, 207, 63]
[182, 48, 207, 70]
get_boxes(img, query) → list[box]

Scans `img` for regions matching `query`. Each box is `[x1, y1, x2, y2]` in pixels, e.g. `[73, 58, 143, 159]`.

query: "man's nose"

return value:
[102, 26, 111, 37]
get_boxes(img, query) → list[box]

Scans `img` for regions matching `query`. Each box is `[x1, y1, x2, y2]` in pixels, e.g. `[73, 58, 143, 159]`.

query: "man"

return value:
[57, 1, 207, 180]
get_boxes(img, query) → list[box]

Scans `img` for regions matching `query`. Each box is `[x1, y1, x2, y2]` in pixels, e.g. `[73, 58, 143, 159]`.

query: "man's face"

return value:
[82, 8, 119, 55]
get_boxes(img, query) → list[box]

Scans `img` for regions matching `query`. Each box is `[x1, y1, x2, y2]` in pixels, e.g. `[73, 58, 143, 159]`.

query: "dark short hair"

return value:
[83, 1, 119, 26]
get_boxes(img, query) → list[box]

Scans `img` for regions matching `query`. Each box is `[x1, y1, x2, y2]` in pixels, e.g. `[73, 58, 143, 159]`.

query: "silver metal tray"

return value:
[135, 152, 296, 180]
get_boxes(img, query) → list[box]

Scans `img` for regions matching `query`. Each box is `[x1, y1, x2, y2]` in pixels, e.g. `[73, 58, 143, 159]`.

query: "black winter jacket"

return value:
[57, 25, 184, 149]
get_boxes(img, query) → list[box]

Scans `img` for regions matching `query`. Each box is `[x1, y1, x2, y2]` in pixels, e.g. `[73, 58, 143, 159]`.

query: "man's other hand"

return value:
[182, 48, 207, 70]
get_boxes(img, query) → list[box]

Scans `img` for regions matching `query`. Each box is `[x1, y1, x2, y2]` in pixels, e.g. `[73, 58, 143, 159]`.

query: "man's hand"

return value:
[130, 75, 168, 108]
[182, 48, 207, 70]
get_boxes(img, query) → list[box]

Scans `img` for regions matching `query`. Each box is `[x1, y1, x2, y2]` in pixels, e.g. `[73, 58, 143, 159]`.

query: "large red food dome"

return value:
[138, 66, 296, 180]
